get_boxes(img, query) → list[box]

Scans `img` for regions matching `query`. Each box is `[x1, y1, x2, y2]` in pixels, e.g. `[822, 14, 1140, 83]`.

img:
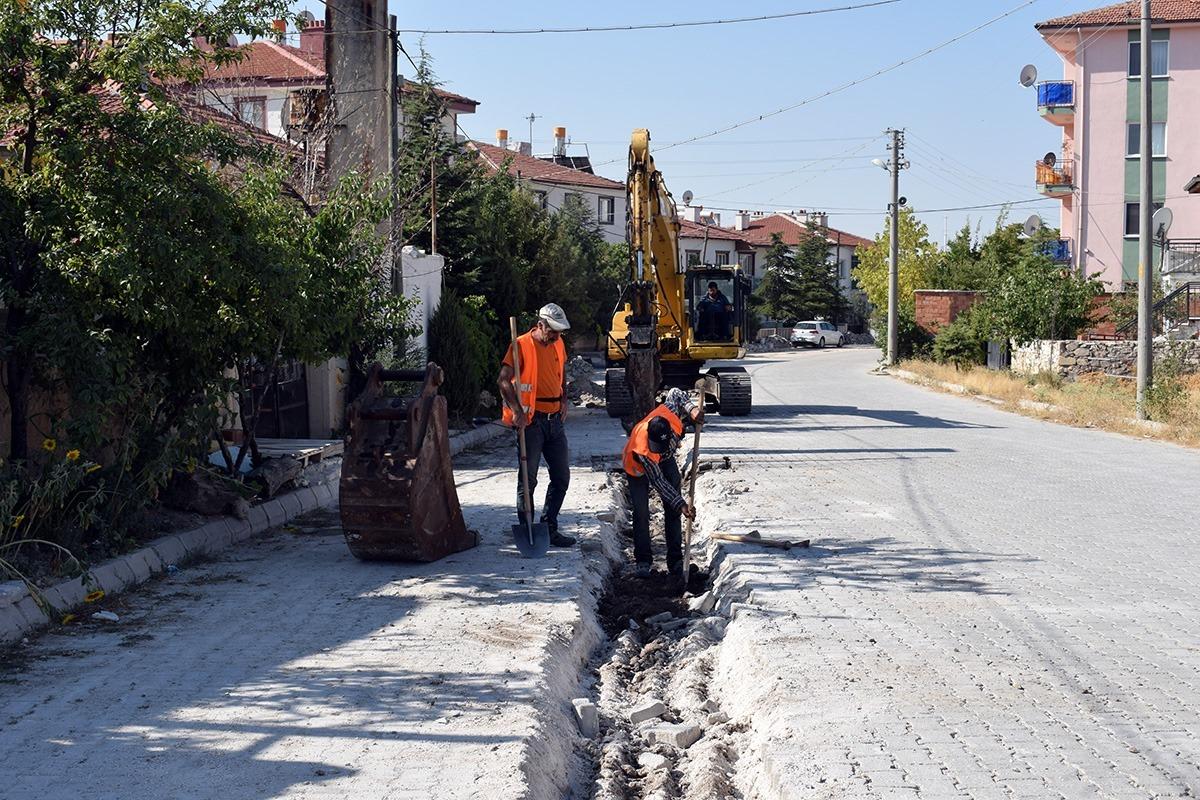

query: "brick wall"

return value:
[913, 290, 983, 334]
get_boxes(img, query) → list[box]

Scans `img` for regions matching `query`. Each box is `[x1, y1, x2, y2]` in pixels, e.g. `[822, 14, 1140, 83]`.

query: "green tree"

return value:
[928, 223, 988, 290]
[976, 255, 1103, 345]
[790, 224, 846, 322]
[852, 208, 940, 317]
[753, 233, 801, 322]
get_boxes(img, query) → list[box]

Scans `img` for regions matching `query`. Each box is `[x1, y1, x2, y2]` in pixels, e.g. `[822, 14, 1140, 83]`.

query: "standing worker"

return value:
[498, 303, 576, 547]
[623, 388, 702, 586]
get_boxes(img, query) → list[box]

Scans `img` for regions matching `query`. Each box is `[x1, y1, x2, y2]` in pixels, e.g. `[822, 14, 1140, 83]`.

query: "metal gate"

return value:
[253, 360, 310, 439]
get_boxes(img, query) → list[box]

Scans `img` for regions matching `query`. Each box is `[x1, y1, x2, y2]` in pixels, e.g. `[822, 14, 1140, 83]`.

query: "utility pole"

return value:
[526, 112, 539, 151]
[1136, 0, 1154, 418]
[430, 156, 437, 255]
[387, 13, 400, 292]
[885, 129, 908, 366]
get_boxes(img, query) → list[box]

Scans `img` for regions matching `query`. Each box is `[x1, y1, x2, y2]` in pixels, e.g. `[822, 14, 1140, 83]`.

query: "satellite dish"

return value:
[682, 190, 694, 206]
[1042, 152, 1057, 167]
[1023, 214, 1044, 237]
[1152, 206, 1174, 239]
[898, 196, 907, 207]
[1019, 64, 1039, 87]
[225, 34, 238, 47]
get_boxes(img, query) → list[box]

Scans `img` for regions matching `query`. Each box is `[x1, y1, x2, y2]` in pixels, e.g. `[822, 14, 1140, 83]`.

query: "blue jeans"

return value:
[517, 413, 570, 531]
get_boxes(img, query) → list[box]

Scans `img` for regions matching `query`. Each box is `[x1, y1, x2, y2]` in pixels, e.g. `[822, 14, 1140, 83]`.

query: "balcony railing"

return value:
[1038, 238, 1072, 263]
[1036, 80, 1075, 109]
[1035, 160, 1073, 194]
[1165, 239, 1200, 277]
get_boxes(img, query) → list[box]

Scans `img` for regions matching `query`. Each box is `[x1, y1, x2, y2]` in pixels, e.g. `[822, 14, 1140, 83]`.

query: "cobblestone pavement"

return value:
[697, 348, 1200, 800]
[0, 410, 620, 800]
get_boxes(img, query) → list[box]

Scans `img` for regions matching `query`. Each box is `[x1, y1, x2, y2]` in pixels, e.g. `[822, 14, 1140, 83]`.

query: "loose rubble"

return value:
[566, 355, 606, 407]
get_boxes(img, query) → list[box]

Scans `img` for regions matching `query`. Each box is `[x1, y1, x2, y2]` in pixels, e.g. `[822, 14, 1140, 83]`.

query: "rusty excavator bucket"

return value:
[340, 362, 478, 562]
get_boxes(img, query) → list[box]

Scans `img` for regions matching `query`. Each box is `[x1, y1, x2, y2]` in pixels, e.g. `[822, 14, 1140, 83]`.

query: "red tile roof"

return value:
[469, 141, 624, 190]
[198, 40, 479, 108]
[678, 219, 749, 242]
[1037, 0, 1200, 28]
[736, 213, 873, 249]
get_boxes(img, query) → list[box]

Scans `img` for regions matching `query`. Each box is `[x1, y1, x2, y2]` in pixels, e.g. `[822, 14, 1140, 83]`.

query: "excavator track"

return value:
[711, 368, 752, 416]
[605, 368, 634, 418]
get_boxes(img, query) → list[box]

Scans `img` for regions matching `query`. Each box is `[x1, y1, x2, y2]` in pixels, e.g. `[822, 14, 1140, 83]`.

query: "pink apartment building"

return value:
[1035, 0, 1200, 289]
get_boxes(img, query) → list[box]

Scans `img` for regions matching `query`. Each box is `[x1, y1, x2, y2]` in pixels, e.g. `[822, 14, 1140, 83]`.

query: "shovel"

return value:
[681, 380, 705, 581]
[509, 317, 551, 559]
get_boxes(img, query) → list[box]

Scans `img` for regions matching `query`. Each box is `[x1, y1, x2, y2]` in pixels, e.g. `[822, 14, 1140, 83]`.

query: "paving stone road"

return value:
[697, 347, 1200, 800]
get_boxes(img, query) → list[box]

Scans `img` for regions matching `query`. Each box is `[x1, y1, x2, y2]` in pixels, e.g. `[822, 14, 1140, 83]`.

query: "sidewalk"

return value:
[0, 408, 624, 800]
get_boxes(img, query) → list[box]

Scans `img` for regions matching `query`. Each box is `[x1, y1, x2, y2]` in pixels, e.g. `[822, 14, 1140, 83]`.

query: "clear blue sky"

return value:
[304, 0, 1108, 243]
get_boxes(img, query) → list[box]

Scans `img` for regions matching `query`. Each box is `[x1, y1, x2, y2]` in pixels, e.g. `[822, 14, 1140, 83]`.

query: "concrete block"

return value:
[228, 517, 254, 542]
[658, 618, 688, 632]
[706, 712, 730, 726]
[140, 547, 164, 575]
[152, 535, 188, 568]
[688, 591, 717, 614]
[571, 698, 599, 738]
[314, 482, 335, 506]
[0, 580, 27, 608]
[0, 602, 32, 643]
[645, 723, 702, 750]
[638, 752, 670, 771]
[14, 595, 49, 627]
[630, 698, 667, 725]
[264, 500, 286, 528]
[245, 504, 269, 534]
[123, 550, 154, 584]
[176, 526, 213, 558]
[277, 490, 303, 519]
[646, 611, 673, 625]
[89, 560, 131, 594]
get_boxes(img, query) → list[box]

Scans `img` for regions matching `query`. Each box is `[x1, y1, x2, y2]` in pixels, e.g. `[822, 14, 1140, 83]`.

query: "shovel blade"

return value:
[512, 521, 551, 558]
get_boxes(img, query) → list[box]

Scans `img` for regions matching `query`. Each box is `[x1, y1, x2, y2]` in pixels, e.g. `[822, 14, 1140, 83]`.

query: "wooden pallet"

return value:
[256, 438, 345, 467]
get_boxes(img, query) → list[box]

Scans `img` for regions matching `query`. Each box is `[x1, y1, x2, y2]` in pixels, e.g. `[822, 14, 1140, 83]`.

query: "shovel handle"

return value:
[681, 379, 705, 579]
[509, 318, 536, 522]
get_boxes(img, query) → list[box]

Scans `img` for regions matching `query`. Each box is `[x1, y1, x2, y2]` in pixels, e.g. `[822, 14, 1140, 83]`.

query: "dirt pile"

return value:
[567, 356, 605, 407]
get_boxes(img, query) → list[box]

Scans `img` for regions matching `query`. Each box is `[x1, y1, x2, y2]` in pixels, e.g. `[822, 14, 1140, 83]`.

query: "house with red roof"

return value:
[469, 132, 628, 244]
[192, 19, 477, 145]
[1033, 0, 1200, 288]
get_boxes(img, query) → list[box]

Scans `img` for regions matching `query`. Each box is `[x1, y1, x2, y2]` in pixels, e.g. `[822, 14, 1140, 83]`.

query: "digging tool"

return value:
[680, 379, 705, 583]
[509, 317, 551, 559]
[711, 530, 809, 551]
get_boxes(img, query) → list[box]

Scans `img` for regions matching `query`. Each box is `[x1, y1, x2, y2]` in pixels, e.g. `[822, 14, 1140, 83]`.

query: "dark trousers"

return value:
[628, 457, 683, 573]
[517, 413, 570, 530]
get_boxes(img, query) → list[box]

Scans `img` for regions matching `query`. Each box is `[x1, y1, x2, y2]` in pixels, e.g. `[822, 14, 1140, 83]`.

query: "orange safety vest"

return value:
[502, 330, 567, 427]
[622, 403, 684, 477]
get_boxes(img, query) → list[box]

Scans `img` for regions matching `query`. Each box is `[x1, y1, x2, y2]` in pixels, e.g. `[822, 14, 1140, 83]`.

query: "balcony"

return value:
[1038, 238, 1072, 263]
[1035, 160, 1073, 197]
[1036, 81, 1075, 126]
[1165, 239, 1200, 283]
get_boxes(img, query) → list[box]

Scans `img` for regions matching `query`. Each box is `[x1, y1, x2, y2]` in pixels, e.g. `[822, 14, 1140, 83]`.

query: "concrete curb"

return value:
[1, 423, 511, 647]
[449, 421, 509, 455]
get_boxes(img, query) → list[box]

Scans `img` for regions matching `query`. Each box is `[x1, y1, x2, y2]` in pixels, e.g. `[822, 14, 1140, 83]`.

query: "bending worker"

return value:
[622, 388, 702, 582]
[497, 303, 576, 548]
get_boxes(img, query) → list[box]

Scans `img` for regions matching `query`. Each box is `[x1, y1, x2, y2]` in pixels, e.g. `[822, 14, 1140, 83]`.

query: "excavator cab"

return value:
[687, 268, 751, 346]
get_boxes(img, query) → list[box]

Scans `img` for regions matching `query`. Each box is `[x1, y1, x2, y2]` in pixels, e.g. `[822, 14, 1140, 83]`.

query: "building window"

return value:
[597, 196, 615, 225]
[533, 191, 548, 210]
[234, 96, 267, 130]
[715, 251, 730, 266]
[1126, 122, 1166, 157]
[685, 250, 701, 267]
[1125, 201, 1165, 237]
[1128, 39, 1169, 78]
[739, 253, 755, 274]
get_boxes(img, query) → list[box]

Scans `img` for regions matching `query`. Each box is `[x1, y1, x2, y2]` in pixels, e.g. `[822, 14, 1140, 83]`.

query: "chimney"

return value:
[518, 141, 532, 156]
[497, 129, 509, 149]
[270, 18, 287, 42]
[553, 126, 567, 157]
[812, 212, 828, 228]
[299, 19, 325, 58]
[681, 206, 702, 223]
[734, 211, 752, 231]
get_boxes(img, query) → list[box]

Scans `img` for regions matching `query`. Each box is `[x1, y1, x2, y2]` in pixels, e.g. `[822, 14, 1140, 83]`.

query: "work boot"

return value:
[635, 563, 653, 578]
[544, 519, 576, 547]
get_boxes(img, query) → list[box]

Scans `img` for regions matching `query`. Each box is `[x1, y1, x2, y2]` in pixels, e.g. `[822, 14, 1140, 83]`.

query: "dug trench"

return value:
[564, 460, 762, 800]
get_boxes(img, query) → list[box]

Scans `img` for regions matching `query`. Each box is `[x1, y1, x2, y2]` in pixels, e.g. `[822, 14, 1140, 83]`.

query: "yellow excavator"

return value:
[606, 129, 753, 420]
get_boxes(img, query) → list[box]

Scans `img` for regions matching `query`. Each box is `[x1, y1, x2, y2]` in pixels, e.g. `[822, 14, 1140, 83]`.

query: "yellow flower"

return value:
[61, 614, 76, 625]
[42, 438, 57, 452]
[186, 456, 198, 474]
[10, 514, 24, 528]
[84, 590, 105, 603]
[86, 464, 102, 474]
[66, 449, 81, 461]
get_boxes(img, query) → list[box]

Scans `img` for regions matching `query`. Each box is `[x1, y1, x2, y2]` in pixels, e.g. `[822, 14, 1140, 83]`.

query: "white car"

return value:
[790, 321, 844, 348]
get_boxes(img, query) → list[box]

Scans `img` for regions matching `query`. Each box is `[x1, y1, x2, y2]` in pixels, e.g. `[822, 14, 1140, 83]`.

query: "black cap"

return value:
[707, 281, 719, 289]
[646, 416, 675, 454]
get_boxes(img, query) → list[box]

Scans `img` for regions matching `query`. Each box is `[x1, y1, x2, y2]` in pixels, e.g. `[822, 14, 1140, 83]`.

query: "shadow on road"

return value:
[744, 404, 999, 430]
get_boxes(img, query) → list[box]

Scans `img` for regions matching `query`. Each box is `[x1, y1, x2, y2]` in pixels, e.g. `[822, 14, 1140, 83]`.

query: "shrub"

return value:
[428, 290, 496, 424]
[933, 311, 988, 370]
[874, 305, 933, 361]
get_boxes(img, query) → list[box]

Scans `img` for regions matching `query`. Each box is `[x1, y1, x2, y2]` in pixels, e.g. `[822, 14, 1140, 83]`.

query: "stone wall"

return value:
[1011, 339, 1200, 379]
[914, 290, 982, 334]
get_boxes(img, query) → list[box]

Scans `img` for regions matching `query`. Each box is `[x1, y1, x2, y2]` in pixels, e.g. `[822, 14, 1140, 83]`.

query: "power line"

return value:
[652, 0, 1041, 154]
[368, 1, 906, 35]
